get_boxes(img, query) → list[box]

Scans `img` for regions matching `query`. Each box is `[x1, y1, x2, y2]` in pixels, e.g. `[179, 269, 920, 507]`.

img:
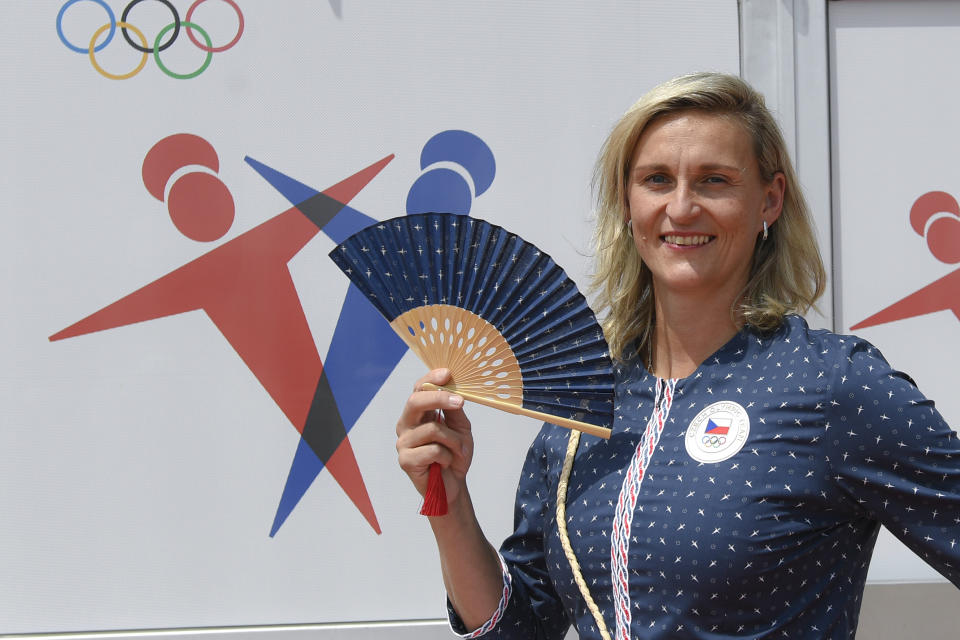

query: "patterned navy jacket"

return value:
[448, 315, 960, 639]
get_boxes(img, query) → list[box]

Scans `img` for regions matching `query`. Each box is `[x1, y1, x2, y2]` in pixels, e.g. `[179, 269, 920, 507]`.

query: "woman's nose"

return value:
[665, 184, 700, 222]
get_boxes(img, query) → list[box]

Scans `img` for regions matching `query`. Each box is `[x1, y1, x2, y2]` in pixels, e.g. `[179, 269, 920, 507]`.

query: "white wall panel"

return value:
[829, 0, 960, 584]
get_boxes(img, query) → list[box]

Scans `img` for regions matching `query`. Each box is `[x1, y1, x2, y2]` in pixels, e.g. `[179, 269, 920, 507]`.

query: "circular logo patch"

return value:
[684, 401, 750, 464]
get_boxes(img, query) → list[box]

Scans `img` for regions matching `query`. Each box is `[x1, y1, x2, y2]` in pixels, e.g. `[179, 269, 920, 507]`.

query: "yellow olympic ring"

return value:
[88, 21, 148, 80]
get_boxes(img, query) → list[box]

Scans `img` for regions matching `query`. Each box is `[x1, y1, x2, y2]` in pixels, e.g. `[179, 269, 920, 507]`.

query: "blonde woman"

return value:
[396, 73, 960, 639]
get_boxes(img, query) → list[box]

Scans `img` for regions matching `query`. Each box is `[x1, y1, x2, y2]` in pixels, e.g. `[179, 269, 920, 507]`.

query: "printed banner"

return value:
[0, 0, 738, 632]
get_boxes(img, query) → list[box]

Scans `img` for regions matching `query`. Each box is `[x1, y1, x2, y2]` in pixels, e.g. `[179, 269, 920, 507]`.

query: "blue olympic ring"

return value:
[57, 0, 117, 54]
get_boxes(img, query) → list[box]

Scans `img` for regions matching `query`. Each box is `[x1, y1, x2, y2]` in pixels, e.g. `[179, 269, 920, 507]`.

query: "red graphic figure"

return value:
[49, 134, 392, 534]
[851, 190, 960, 329]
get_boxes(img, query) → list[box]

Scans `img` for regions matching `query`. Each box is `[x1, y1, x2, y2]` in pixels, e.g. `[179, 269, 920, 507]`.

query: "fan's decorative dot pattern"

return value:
[330, 212, 615, 429]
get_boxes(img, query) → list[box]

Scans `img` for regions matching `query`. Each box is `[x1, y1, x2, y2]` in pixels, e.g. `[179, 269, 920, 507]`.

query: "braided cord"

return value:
[610, 377, 676, 639]
[556, 428, 612, 640]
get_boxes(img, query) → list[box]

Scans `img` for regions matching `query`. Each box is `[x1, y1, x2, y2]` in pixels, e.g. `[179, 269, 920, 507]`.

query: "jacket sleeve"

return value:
[825, 338, 960, 585]
[447, 426, 572, 639]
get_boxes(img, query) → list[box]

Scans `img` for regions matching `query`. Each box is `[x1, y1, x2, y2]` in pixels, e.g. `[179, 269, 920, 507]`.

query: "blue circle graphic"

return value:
[420, 130, 496, 197]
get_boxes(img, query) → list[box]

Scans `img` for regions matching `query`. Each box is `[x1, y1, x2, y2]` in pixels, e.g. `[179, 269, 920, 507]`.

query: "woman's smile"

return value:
[660, 233, 715, 247]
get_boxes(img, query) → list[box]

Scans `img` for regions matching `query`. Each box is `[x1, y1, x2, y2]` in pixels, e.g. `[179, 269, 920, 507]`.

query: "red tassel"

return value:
[419, 462, 448, 516]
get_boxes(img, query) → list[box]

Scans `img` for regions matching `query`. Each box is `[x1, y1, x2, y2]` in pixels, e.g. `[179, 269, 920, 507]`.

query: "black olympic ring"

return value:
[121, 0, 180, 54]
[701, 434, 727, 448]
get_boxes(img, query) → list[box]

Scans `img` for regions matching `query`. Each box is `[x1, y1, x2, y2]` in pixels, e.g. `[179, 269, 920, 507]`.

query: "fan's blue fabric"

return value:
[329, 213, 614, 429]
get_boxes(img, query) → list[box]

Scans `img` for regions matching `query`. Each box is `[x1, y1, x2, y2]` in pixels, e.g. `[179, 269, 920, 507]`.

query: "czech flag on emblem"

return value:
[705, 417, 731, 436]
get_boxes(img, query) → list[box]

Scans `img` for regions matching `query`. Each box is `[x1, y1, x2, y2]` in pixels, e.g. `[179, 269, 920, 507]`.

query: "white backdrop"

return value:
[830, 0, 960, 583]
[0, 0, 739, 633]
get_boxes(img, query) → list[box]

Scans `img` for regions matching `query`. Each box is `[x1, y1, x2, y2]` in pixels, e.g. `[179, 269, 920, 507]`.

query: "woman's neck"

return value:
[649, 290, 742, 379]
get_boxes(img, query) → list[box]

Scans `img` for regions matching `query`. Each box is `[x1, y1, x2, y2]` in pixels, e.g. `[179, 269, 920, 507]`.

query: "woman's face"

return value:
[626, 110, 784, 305]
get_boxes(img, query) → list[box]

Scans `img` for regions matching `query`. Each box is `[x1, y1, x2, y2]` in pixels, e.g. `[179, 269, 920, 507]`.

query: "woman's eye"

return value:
[705, 175, 728, 184]
[646, 174, 668, 185]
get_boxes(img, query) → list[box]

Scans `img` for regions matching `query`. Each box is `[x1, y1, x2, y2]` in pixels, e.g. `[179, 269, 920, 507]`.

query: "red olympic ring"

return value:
[186, 0, 244, 52]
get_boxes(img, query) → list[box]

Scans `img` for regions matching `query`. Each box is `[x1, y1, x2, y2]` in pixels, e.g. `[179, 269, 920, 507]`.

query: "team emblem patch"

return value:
[684, 401, 750, 463]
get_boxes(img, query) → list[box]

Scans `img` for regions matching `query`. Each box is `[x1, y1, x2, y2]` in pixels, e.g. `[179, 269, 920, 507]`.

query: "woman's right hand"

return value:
[396, 368, 474, 509]
[398, 371, 504, 630]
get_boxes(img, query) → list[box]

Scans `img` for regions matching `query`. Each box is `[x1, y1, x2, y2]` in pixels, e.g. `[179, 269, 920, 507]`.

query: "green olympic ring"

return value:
[153, 21, 212, 79]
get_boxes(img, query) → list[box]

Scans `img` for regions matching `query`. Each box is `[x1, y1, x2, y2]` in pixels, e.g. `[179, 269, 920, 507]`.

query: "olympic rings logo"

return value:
[56, 0, 243, 80]
[701, 434, 727, 448]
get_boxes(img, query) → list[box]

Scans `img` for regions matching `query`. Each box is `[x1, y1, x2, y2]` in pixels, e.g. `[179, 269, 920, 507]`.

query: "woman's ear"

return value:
[763, 171, 786, 227]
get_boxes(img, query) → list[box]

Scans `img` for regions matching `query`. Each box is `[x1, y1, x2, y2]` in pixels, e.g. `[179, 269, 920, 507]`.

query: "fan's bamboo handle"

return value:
[421, 382, 612, 440]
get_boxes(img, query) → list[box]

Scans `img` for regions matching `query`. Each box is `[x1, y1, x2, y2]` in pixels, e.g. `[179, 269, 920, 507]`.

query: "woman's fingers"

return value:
[399, 369, 464, 433]
[398, 416, 467, 461]
[396, 368, 474, 503]
[398, 390, 464, 432]
[397, 438, 456, 475]
[414, 367, 453, 390]
[396, 418, 469, 501]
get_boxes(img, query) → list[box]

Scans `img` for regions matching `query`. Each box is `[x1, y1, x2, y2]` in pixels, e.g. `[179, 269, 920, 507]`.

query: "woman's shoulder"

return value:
[771, 314, 922, 398]
[768, 314, 889, 365]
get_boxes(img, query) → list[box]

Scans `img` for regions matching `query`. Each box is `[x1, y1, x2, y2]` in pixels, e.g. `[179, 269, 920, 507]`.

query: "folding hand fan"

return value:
[329, 212, 614, 515]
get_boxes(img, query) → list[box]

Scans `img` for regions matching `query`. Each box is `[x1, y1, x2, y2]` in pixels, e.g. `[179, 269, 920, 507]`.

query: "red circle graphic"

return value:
[167, 171, 235, 241]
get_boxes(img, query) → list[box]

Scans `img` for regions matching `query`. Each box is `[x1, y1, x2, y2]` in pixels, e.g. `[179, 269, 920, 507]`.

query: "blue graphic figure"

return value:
[247, 130, 496, 535]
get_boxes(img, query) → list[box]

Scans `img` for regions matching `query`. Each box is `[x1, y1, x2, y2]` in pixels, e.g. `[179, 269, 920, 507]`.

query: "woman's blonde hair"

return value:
[591, 72, 826, 362]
